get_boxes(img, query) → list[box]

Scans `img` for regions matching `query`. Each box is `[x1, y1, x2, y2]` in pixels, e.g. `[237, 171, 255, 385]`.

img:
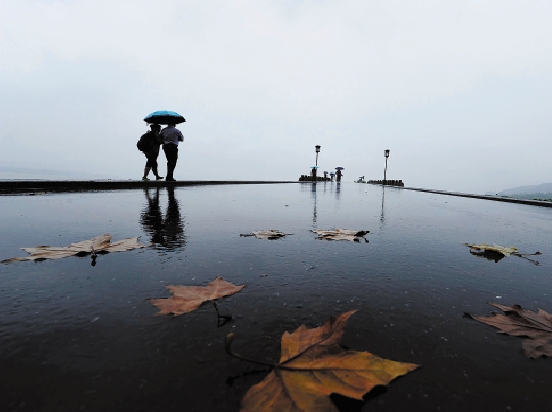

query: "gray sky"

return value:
[1, 0, 551, 194]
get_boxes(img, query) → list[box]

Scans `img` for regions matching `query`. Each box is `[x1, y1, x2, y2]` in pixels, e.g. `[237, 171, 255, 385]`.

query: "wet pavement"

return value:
[1, 183, 551, 411]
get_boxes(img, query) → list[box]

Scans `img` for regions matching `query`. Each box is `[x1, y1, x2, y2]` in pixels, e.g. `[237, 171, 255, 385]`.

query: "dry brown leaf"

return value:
[1, 234, 145, 263]
[147, 276, 245, 317]
[313, 229, 369, 242]
[227, 310, 419, 412]
[240, 230, 291, 240]
[466, 303, 552, 358]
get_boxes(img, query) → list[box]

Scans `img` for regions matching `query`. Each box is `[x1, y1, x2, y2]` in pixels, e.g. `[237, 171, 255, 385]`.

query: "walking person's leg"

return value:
[143, 157, 152, 181]
[163, 144, 179, 181]
[151, 156, 163, 180]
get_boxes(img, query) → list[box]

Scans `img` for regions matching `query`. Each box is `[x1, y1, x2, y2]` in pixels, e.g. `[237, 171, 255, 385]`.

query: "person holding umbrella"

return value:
[160, 123, 184, 182]
[143, 111, 186, 182]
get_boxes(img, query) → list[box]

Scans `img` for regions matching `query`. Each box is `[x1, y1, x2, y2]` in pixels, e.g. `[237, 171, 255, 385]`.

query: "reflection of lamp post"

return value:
[383, 149, 390, 183]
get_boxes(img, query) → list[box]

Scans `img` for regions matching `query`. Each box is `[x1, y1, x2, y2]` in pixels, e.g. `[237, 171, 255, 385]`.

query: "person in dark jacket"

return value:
[142, 124, 163, 181]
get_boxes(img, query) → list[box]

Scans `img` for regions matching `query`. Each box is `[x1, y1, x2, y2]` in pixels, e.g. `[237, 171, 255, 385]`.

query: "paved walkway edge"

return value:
[0, 180, 297, 195]
[369, 183, 552, 208]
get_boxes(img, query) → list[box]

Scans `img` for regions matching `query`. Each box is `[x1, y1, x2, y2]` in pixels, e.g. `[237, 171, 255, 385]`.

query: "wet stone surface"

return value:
[1, 183, 552, 411]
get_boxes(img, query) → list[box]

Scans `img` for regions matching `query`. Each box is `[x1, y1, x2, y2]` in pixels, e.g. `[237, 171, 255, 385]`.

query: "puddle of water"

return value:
[1, 183, 551, 411]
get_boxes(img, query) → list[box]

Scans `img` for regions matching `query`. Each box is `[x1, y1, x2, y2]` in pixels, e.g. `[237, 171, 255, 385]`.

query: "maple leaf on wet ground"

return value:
[147, 276, 245, 317]
[463, 243, 518, 257]
[463, 243, 541, 265]
[1, 234, 145, 264]
[312, 229, 369, 242]
[466, 303, 552, 358]
[240, 230, 292, 240]
[226, 310, 419, 412]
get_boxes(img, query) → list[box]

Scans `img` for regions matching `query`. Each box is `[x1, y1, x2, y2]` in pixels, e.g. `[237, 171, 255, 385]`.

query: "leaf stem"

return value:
[224, 334, 399, 372]
[225, 334, 277, 367]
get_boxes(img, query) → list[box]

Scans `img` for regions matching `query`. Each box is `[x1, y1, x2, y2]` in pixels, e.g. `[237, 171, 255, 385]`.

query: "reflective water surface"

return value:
[1, 183, 551, 411]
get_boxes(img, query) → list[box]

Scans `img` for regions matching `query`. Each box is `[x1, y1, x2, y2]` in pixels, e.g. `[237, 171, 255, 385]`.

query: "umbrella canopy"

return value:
[144, 110, 185, 125]
[335, 167, 344, 170]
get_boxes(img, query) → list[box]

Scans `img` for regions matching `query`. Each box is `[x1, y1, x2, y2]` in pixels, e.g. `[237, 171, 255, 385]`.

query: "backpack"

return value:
[137, 132, 153, 152]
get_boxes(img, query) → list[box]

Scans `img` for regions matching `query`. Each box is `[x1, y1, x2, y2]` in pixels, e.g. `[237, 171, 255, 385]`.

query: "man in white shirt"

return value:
[160, 124, 184, 181]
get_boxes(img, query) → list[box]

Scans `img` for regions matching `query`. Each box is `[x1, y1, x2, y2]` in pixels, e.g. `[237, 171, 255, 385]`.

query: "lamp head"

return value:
[315, 145, 321, 153]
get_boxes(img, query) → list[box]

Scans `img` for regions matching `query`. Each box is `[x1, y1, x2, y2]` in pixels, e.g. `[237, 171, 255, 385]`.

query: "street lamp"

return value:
[312, 145, 321, 182]
[383, 149, 390, 183]
[315, 145, 321, 166]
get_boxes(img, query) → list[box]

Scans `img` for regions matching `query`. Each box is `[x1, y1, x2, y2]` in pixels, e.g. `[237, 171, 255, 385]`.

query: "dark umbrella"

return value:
[144, 110, 186, 125]
[335, 167, 344, 170]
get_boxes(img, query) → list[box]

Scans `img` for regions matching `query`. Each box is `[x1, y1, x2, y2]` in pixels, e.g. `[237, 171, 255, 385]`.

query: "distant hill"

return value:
[498, 183, 552, 196]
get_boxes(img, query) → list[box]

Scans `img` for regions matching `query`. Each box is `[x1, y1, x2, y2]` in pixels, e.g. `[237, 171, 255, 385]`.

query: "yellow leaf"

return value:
[231, 311, 419, 412]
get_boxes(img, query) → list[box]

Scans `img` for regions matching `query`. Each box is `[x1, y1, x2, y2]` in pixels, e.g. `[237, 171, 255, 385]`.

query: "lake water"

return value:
[1, 183, 551, 412]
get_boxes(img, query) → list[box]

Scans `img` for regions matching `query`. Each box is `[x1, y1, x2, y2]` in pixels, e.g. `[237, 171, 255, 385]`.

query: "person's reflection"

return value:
[140, 187, 186, 250]
[164, 187, 185, 249]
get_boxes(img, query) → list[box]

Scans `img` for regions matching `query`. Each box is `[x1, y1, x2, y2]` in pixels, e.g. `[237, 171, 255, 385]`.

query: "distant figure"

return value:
[311, 167, 317, 182]
[330, 171, 335, 182]
[141, 124, 163, 181]
[323, 171, 328, 180]
[160, 123, 184, 182]
[336, 169, 343, 182]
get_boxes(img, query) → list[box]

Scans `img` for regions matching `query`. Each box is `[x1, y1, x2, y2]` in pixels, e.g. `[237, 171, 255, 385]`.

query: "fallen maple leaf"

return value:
[1, 234, 145, 263]
[147, 276, 245, 317]
[240, 230, 291, 240]
[312, 229, 370, 242]
[463, 243, 518, 257]
[463, 243, 541, 265]
[226, 310, 419, 412]
[466, 303, 552, 358]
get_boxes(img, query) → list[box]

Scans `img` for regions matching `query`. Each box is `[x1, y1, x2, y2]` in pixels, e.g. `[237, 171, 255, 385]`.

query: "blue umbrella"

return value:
[144, 110, 186, 125]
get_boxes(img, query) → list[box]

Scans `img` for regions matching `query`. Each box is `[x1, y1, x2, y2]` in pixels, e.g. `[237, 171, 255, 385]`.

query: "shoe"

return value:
[142, 177, 150, 181]
[166, 178, 176, 182]
[156, 176, 164, 180]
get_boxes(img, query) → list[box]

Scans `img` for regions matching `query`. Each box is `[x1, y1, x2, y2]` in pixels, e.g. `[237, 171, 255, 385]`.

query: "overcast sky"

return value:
[1, 0, 551, 194]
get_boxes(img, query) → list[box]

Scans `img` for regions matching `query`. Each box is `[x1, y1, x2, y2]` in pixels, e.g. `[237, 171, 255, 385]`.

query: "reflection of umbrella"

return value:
[335, 167, 344, 170]
[144, 110, 186, 125]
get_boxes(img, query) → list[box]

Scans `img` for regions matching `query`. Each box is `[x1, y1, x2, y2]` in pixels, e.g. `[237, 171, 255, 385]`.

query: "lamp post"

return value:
[383, 149, 390, 183]
[312, 145, 321, 182]
[315, 145, 321, 166]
